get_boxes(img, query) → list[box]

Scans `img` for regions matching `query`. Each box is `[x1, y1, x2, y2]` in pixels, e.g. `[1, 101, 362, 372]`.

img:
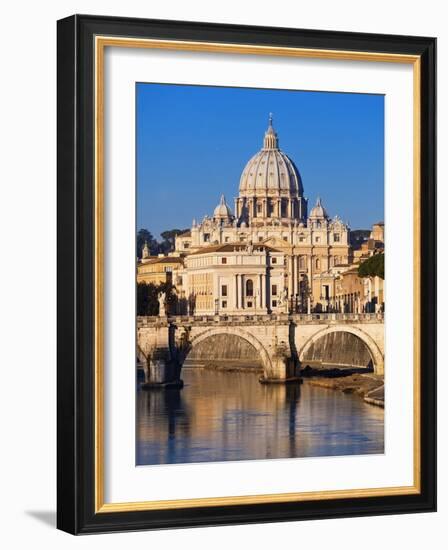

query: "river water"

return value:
[136, 367, 384, 466]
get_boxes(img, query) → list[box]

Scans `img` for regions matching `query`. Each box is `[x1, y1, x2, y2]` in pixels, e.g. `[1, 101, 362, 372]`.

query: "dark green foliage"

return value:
[157, 281, 178, 310]
[358, 253, 384, 279]
[137, 227, 189, 256]
[159, 229, 188, 253]
[350, 229, 371, 249]
[136, 282, 160, 315]
[136, 281, 178, 316]
[136, 229, 158, 258]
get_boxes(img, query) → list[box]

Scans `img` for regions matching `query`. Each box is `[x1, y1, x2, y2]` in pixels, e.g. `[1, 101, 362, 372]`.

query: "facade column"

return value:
[213, 274, 220, 315]
[241, 275, 245, 309]
[248, 198, 253, 220]
[291, 255, 295, 296]
[277, 198, 281, 218]
[263, 198, 268, 218]
[288, 256, 293, 298]
[262, 274, 266, 310]
[294, 256, 299, 296]
[235, 274, 239, 310]
[308, 253, 313, 312]
[374, 276, 380, 312]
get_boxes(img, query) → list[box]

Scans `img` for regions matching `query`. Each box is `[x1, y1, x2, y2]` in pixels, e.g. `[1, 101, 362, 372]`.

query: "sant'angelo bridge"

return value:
[137, 312, 384, 387]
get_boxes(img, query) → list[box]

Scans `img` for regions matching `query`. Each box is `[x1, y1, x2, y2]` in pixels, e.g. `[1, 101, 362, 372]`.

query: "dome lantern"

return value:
[263, 113, 279, 150]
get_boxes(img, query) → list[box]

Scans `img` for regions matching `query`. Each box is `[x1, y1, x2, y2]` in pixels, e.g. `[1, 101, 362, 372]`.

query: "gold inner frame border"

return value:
[94, 35, 421, 513]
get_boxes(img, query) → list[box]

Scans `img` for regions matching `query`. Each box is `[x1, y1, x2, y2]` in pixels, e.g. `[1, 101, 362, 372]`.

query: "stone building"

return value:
[370, 222, 384, 242]
[172, 116, 352, 314]
[334, 266, 364, 313]
[353, 221, 384, 262]
[184, 242, 287, 315]
[362, 274, 385, 313]
[137, 253, 184, 288]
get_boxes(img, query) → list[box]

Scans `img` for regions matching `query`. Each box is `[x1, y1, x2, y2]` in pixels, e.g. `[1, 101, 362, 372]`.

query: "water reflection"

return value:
[136, 367, 384, 466]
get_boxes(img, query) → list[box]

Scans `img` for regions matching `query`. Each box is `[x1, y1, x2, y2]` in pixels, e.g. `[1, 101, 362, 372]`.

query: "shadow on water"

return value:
[136, 367, 384, 466]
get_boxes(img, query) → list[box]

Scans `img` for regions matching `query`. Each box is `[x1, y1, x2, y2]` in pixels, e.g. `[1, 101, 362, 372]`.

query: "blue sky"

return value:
[136, 83, 384, 239]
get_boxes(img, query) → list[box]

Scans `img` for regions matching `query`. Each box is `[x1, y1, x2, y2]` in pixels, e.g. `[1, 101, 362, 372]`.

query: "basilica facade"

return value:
[140, 117, 357, 315]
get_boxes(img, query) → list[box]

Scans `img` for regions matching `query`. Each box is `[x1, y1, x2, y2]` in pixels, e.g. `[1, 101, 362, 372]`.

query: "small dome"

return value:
[309, 197, 329, 219]
[239, 115, 304, 196]
[213, 194, 233, 218]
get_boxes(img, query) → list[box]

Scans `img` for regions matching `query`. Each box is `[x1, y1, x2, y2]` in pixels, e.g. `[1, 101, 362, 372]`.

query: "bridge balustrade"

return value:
[136, 312, 384, 326]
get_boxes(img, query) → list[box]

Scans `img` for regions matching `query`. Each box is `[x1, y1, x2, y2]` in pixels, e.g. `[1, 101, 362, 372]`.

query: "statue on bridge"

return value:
[277, 288, 289, 313]
[158, 291, 167, 317]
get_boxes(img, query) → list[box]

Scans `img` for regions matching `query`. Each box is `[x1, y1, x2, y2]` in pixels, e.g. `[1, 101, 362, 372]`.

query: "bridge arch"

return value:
[298, 325, 384, 375]
[183, 326, 274, 377]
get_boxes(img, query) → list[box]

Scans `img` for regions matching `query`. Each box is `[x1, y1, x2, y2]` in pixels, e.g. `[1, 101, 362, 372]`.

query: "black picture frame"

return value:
[57, 14, 436, 534]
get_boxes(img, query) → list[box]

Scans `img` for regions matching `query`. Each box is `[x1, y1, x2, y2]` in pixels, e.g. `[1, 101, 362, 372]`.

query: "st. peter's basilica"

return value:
[138, 116, 383, 315]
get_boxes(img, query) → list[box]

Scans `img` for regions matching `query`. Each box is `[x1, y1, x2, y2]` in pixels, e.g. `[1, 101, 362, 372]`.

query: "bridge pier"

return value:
[259, 344, 300, 384]
[141, 348, 183, 389]
[138, 321, 184, 389]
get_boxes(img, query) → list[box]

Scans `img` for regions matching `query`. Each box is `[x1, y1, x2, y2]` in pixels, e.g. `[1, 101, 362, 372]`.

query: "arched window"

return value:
[246, 279, 254, 297]
[299, 256, 306, 269]
[315, 258, 320, 270]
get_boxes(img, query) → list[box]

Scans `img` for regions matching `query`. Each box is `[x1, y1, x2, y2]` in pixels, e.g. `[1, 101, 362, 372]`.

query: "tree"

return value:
[136, 282, 159, 315]
[157, 280, 178, 312]
[159, 229, 188, 253]
[136, 228, 157, 258]
[136, 281, 178, 316]
[350, 229, 371, 250]
[358, 253, 384, 279]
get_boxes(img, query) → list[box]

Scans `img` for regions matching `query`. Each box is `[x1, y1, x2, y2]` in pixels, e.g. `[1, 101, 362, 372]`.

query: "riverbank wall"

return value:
[301, 371, 384, 407]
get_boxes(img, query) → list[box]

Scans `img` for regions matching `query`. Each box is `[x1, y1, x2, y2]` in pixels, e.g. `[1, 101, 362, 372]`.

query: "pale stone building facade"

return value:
[184, 243, 287, 315]
[137, 252, 184, 287]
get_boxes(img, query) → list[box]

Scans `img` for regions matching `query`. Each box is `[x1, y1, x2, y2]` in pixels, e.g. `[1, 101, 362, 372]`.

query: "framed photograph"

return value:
[57, 15, 436, 534]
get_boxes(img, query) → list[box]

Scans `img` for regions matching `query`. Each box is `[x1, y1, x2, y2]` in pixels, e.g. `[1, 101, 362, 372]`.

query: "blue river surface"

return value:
[136, 367, 384, 466]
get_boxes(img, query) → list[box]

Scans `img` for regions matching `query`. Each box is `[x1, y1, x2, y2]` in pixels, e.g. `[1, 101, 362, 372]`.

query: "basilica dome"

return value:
[239, 116, 304, 197]
[213, 194, 233, 219]
[309, 197, 329, 219]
